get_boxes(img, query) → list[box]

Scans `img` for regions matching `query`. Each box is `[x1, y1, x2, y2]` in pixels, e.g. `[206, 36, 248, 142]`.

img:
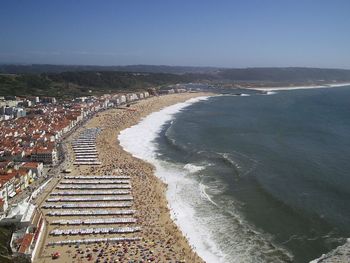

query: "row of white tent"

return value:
[46, 209, 136, 216]
[72, 149, 97, 154]
[74, 161, 102, 165]
[51, 217, 137, 225]
[72, 143, 96, 150]
[74, 158, 98, 161]
[74, 154, 98, 157]
[72, 147, 96, 150]
[50, 190, 130, 196]
[47, 236, 140, 246]
[56, 185, 130, 190]
[74, 128, 101, 136]
[73, 161, 100, 165]
[71, 142, 96, 145]
[64, 175, 131, 180]
[73, 146, 97, 150]
[42, 203, 133, 209]
[60, 179, 130, 184]
[72, 128, 101, 165]
[47, 196, 133, 202]
[50, 226, 141, 236]
[73, 137, 97, 140]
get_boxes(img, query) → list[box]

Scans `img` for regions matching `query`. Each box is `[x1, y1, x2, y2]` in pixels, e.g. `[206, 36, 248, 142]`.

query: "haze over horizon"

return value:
[1, 0, 350, 69]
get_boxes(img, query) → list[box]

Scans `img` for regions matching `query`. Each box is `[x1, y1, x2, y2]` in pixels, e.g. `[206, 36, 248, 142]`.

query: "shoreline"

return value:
[245, 82, 350, 91]
[118, 96, 224, 262]
[36, 92, 212, 262]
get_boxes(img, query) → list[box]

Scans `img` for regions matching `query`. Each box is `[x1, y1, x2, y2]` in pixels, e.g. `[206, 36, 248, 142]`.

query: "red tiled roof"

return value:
[18, 233, 34, 254]
[21, 162, 40, 169]
[0, 173, 16, 185]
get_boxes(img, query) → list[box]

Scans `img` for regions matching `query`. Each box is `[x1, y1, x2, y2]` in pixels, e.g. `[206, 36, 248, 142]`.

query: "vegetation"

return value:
[0, 71, 199, 98]
[1, 65, 350, 97]
[0, 64, 219, 74]
[0, 226, 14, 263]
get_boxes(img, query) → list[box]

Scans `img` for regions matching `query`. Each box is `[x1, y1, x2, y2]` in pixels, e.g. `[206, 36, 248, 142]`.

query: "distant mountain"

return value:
[0, 64, 220, 75]
[1, 65, 350, 98]
[0, 71, 207, 98]
[1, 64, 350, 83]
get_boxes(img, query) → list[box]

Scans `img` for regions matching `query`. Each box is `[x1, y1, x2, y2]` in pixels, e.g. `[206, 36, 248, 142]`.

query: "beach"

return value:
[35, 92, 212, 263]
[246, 82, 350, 92]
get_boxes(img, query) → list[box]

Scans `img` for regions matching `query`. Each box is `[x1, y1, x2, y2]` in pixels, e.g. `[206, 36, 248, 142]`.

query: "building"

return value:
[0, 181, 9, 213]
[0, 173, 17, 199]
[31, 146, 58, 165]
[159, 88, 175, 95]
[9, 205, 45, 262]
[126, 93, 138, 102]
[41, 97, 57, 104]
[147, 88, 157, 96]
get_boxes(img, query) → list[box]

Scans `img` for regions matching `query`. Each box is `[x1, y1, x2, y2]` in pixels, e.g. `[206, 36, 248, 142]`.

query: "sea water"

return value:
[119, 86, 350, 262]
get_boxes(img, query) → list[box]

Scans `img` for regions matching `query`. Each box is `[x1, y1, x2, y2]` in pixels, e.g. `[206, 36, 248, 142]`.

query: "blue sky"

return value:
[1, 0, 350, 68]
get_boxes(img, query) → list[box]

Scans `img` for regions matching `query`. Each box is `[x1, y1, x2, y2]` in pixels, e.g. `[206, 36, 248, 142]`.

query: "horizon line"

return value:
[1, 63, 350, 71]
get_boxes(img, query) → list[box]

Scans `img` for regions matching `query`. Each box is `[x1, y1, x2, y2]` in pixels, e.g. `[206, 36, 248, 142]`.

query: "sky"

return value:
[1, 0, 350, 68]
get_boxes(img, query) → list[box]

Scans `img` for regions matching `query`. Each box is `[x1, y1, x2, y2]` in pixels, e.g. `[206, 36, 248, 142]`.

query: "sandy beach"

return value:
[246, 82, 350, 92]
[34, 92, 212, 263]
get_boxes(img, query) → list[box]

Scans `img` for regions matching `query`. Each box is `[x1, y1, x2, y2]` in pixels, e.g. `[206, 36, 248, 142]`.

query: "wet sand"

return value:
[35, 93, 211, 263]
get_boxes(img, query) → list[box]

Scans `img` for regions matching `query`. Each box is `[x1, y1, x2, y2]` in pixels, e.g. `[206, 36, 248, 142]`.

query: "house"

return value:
[0, 198, 8, 214]
[17, 168, 31, 190]
[147, 88, 157, 96]
[119, 95, 126, 104]
[0, 173, 16, 198]
[31, 146, 58, 165]
[138, 93, 144, 99]
[159, 88, 175, 95]
[9, 205, 45, 261]
[20, 162, 43, 179]
[126, 93, 138, 102]
[0, 180, 9, 212]
[41, 97, 56, 104]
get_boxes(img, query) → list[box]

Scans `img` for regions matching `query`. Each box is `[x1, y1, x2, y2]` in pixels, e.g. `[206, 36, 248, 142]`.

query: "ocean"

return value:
[119, 85, 350, 263]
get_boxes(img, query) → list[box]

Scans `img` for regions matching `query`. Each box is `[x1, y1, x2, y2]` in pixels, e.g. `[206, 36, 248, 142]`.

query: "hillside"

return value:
[0, 64, 219, 75]
[0, 71, 205, 98]
[1, 66, 350, 97]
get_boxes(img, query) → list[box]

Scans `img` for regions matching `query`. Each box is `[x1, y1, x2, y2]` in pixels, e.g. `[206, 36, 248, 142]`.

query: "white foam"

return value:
[119, 96, 225, 262]
[309, 238, 350, 263]
[184, 163, 206, 173]
[199, 182, 219, 207]
[119, 96, 209, 161]
[266, 91, 277, 95]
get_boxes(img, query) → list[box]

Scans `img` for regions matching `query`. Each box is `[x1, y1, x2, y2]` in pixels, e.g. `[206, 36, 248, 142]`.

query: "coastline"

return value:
[91, 93, 213, 262]
[36, 92, 213, 262]
[246, 82, 350, 92]
[118, 96, 224, 262]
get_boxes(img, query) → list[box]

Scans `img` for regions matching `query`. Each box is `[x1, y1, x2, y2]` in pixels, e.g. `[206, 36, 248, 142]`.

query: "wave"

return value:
[263, 91, 278, 95]
[118, 96, 224, 262]
[119, 96, 293, 262]
[184, 163, 206, 173]
[163, 123, 191, 154]
[309, 238, 350, 263]
[119, 96, 210, 161]
[199, 182, 219, 207]
[216, 151, 260, 178]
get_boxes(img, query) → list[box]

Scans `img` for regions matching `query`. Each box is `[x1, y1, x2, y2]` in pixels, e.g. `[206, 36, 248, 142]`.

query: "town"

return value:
[0, 85, 188, 262]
